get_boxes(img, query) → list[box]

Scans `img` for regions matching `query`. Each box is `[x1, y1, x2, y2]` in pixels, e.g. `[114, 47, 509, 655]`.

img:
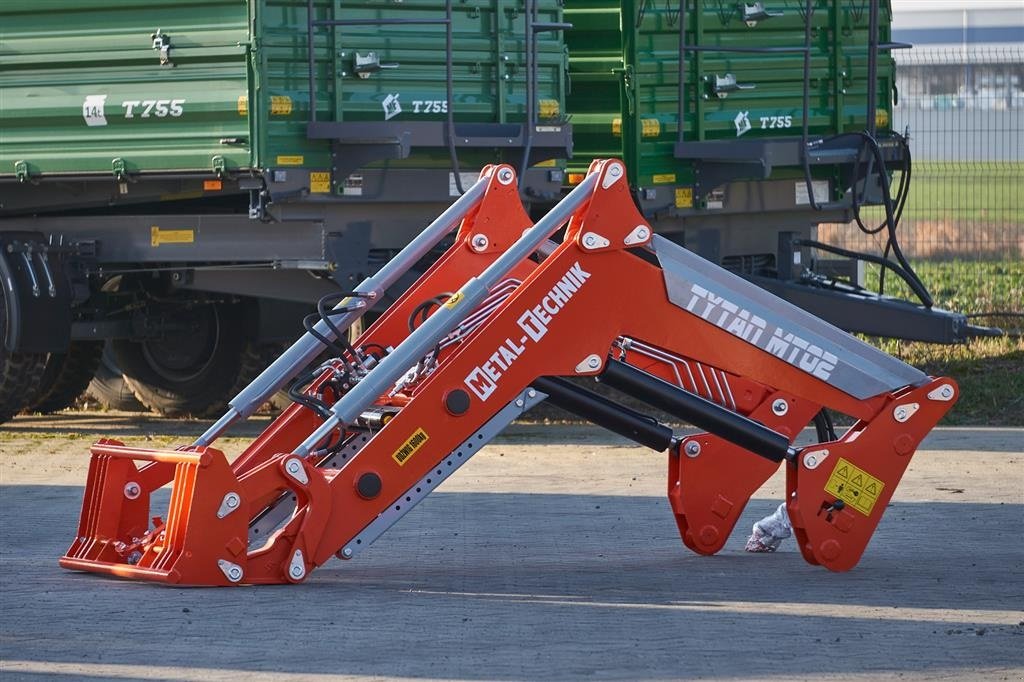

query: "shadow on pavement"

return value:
[2, 483, 1022, 680]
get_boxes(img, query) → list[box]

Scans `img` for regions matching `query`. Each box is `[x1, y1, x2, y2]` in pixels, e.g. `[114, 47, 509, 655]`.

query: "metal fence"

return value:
[817, 47, 1023, 317]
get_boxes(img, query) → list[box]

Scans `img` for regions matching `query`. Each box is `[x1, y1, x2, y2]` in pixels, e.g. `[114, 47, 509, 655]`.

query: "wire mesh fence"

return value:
[817, 46, 1023, 319]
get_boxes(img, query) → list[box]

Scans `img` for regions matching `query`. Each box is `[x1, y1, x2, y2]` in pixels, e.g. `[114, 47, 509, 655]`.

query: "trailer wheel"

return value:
[85, 342, 146, 411]
[0, 296, 47, 424]
[111, 300, 251, 418]
[26, 341, 105, 414]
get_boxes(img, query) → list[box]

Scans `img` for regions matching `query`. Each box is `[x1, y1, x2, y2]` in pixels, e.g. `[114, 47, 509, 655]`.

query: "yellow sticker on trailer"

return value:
[309, 172, 331, 193]
[824, 457, 884, 516]
[151, 227, 194, 247]
[652, 174, 676, 184]
[393, 428, 429, 466]
[270, 95, 293, 116]
[276, 155, 304, 166]
[675, 187, 694, 208]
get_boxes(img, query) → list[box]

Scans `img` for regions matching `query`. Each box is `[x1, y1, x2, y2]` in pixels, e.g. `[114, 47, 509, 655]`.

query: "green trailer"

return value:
[0, 0, 974, 424]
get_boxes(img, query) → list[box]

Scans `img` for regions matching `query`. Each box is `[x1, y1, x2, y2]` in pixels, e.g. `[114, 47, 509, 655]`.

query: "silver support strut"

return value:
[337, 387, 547, 560]
[193, 173, 492, 446]
[293, 171, 600, 456]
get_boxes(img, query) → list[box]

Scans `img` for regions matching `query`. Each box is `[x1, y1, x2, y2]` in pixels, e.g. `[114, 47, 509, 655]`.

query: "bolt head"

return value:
[771, 399, 789, 416]
[584, 235, 596, 247]
[608, 164, 622, 177]
[515, 399, 525, 407]
[526, 389, 536, 398]
[895, 408, 907, 420]
[804, 454, 817, 468]
[226, 494, 239, 509]
[498, 168, 514, 183]
[684, 441, 701, 457]
[229, 567, 242, 580]
[290, 565, 304, 578]
[471, 234, 488, 251]
[637, 227, 648, 239]
[587, 356, 600, 369]
[342, 547, 353, 558]
[287, 459, 301, 474]
[123, 483, 141, 500]
[940, 386, 953, 398]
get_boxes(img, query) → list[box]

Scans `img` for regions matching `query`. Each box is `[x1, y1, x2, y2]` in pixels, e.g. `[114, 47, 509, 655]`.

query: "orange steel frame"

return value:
[61, 161, 958, 585]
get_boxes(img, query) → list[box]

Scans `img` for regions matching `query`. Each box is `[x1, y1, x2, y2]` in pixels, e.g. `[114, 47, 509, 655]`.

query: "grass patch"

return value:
[860, 259, 1024, 426]
[893, 162, 1024, 224]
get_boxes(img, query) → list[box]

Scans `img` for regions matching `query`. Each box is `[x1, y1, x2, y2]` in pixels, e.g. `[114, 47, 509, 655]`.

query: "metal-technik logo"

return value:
[465, 262, 591, 401]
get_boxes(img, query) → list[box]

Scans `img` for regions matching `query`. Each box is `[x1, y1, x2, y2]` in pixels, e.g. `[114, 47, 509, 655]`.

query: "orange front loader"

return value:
[61, 161, 958, 585]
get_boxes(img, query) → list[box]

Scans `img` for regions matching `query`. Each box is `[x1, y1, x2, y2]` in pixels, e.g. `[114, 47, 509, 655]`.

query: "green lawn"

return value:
[861, 259, 1024, 426]
[860, 161, 1024, 224]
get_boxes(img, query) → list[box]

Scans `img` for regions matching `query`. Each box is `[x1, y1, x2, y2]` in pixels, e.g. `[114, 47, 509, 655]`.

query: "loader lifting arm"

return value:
[61, 160, 958, 585]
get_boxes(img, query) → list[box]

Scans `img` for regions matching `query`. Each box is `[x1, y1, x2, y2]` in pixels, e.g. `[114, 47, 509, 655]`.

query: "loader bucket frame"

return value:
[62, 160, 958, 585]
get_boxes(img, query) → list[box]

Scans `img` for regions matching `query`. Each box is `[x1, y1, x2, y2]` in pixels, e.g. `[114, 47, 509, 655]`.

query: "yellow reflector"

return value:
[539, 99, 560, 118]
[270, 96, 293, 116]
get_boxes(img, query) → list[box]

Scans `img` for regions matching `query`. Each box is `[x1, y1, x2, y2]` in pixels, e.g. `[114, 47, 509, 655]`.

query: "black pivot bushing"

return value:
[356, 472, 383, 500]
[444, 388, 471, 416]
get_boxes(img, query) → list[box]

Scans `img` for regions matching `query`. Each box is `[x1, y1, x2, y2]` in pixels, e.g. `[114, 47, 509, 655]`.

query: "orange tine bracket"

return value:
[669, 392, 821, 555]
[60, 439, 247, 586]
[786, 376, 959, 571]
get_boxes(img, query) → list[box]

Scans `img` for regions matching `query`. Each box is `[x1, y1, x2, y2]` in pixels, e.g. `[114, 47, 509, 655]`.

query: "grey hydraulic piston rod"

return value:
[293, 169, 604, 456]
[193, 172, 493, 447]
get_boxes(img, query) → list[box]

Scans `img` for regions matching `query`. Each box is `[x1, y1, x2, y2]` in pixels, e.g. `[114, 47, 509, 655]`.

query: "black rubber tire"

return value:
[111, 300, 256, 418]
[26, 341, 104, 414]
[242, 341, 292, 414]
[0, 296, 47, 424]
[86, 342, 146, 411]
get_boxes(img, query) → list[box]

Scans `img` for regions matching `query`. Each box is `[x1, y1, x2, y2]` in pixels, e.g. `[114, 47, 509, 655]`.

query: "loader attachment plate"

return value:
[60, 161, 960, 585]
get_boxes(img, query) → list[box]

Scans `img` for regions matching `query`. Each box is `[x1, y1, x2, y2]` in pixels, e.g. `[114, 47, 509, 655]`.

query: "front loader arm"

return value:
[62, 160, 957, 585]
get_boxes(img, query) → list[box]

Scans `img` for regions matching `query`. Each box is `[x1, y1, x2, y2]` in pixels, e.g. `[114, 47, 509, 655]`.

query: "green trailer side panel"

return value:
[0, 0, 251, 177]
[255, 0, 567, 174]
[565, 0, 896, 187]
[1, 0, 566, 180]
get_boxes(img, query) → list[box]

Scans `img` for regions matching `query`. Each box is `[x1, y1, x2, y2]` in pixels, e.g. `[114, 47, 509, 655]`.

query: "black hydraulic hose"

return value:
[444, 0, 464, 195]
[859, 132, 932, 307]
[795, 239, 926, 302]
[799, 0, 819, 210]
[867, 0, 880, 138]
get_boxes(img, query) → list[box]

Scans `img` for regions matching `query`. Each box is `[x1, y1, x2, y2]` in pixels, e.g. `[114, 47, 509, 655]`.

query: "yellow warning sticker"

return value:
[675, 187, 694, 208]
[237, 94, 248, 116]
[611, 117, 622, 136]
[276, 155, 304, 166]
[270, 95, 293, 115]
[392, 428, 429, 466]
[824, 457, 884, 516]
[151, 227, 194, 247]
[443, 292, 464, 309]
[309, 172, 331, 193]
[652, 173, 676, 184]
[539, 98, 560, 118]
[641, 118, 661, 138]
